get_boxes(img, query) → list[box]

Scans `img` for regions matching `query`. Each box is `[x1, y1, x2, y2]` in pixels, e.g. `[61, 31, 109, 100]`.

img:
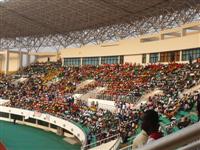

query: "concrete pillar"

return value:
[182, 28, 186, 36]
[180, 50, 182, 62]
[0, 54, 3, 72]
[5, 50, 9, 75]
[56, 51, 60, 60]
[80, 58, 83, 66]
[26, 53, 30, 66]
[35, 55, 38, 62]
[99, 57, 101, 65]
[118, 56, 120, 64]
[19, 50, 23, 70]
[146, 54, 150, 64]
[8, 113, 11, 120]
[160, 34, 165, 40]
[36, 119, 38, 125]
[158, 53, 160, 62]
[57, 127, 64, 136]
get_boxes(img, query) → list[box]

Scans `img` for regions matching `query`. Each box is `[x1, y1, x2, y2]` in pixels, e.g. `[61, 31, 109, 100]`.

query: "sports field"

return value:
[0, 121, 80, 150]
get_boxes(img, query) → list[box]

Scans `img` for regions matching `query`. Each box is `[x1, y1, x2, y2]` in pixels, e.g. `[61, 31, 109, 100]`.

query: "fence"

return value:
[82, 134, 120, 150]
[119, 122, 200, 150]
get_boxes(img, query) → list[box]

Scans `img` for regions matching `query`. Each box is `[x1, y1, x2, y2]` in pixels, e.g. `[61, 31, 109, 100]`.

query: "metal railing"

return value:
[96, 94, 141, 103]
[119, 144, 132, 150]
[82, 134, 120, 150]
[177, 139, 200, 150]
[109, 137, 122, 150]
[119, 121, 200, 150]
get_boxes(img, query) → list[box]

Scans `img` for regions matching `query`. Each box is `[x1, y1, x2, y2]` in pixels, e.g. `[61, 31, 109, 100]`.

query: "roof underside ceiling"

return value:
[0, 0, 200, 51]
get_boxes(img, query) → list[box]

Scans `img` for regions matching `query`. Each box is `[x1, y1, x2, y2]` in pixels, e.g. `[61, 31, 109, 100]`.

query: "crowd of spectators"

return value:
[0, 61, 200, 148]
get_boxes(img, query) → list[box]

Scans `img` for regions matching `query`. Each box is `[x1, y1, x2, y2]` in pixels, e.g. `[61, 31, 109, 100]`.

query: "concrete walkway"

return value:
[75, 79, 95, 92]
[88, 139, 118, 150]
[182, 82, 200, 95]
[80, 87, 106, 101]
[135, 89, 163, 108]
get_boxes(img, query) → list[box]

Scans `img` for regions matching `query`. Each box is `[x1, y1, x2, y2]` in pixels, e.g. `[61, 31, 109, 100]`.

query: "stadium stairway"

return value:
[135, 89, 163, 108]
[182, 82, 200, 96]
[80, 87, 106, 101]
[75, 80, 95, 92]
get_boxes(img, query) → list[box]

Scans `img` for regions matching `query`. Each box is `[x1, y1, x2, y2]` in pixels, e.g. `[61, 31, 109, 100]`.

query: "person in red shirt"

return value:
[197, 94, 200, 121]
[132, 109, 162, 149]
[141, 109, 163, 143]
[0, 142, 6, 150]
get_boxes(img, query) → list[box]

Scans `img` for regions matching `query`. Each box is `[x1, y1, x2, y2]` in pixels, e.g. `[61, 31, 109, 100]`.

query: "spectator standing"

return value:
[132, 110, 162, 149]
[197, 94, 200, 121]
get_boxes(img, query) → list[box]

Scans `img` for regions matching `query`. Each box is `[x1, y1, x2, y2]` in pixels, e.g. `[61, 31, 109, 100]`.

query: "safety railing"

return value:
[82, 134, 120, 150]
[109, 136, 122, 150]
[177, 139, 200, 150]
[119, 121, 200, 150]
[119, 144, 132, 150]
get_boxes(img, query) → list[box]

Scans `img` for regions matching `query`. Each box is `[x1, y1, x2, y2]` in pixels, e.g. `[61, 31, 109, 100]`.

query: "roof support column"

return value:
[180, 50, 182, 62]
[99, 57, 101, 65]
[146, 54, 150, 64]
[26, 52, 30, 66]
[18, 50, 23, 70]
[0, 54, 3, 73]
[5, 50, 9, 75]
[35, 55, 38, 63]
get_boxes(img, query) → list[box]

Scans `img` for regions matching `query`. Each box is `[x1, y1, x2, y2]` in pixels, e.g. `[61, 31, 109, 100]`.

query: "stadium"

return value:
[0, 0, 200, 150]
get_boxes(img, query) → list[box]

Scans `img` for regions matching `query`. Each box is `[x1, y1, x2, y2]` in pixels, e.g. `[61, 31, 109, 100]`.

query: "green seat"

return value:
[160, 116, 171, 125]
[178, 111, 189, 116]
[172, 126, 179, 132]
[189, 114, 198, 123]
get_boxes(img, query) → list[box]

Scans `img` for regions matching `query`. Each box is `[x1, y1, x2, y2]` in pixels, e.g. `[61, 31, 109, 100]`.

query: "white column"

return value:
[19, 50, 23, 70]
[36, 119, 38, 125]
[56, 51, 59, 60]
[182, 28, 186, 36]
[62, 58, 64, 66]
[80, 58, 83, 66]
[35, 55, 38, 62]
[9, 113, 11, 120]
[5, 50, 9, 75]
[26, 52, 30, 66]
[0, 54, 3, 72]
[146, 54, 150, 64]
[160, 34, 164, 40]
[180, 50, 182, 62]
[158, 53, 160, 63]
[99, 57, 101, 65]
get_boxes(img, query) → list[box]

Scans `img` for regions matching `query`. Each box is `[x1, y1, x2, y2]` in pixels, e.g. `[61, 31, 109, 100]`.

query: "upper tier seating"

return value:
[0, 62, 200, 148]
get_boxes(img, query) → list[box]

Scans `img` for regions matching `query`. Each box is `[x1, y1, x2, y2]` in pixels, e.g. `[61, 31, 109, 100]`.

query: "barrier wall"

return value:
[0, 106, 87, 145]
[88, 98, 115, 112]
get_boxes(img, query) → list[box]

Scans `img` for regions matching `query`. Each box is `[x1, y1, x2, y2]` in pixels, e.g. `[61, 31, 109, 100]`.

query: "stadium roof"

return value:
[0, 0, 200, 51]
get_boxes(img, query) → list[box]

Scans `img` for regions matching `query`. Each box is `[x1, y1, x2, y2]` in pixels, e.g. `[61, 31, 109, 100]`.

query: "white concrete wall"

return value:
[0, 106, 87, 145]
[0, 54, 3, 73]
[37, 56, 57, 63]
[124, 55, 142, 64]
[88, 98, 115, 112]
[60, 22, 200, 65]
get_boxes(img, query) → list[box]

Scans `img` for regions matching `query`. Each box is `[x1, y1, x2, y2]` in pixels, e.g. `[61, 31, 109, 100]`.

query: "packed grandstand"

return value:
[1, 0, 200, 150]
[0, 60, 200, 149]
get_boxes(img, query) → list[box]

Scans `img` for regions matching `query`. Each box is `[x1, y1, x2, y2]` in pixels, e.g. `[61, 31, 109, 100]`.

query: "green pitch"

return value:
[0, 121, 80, 150]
